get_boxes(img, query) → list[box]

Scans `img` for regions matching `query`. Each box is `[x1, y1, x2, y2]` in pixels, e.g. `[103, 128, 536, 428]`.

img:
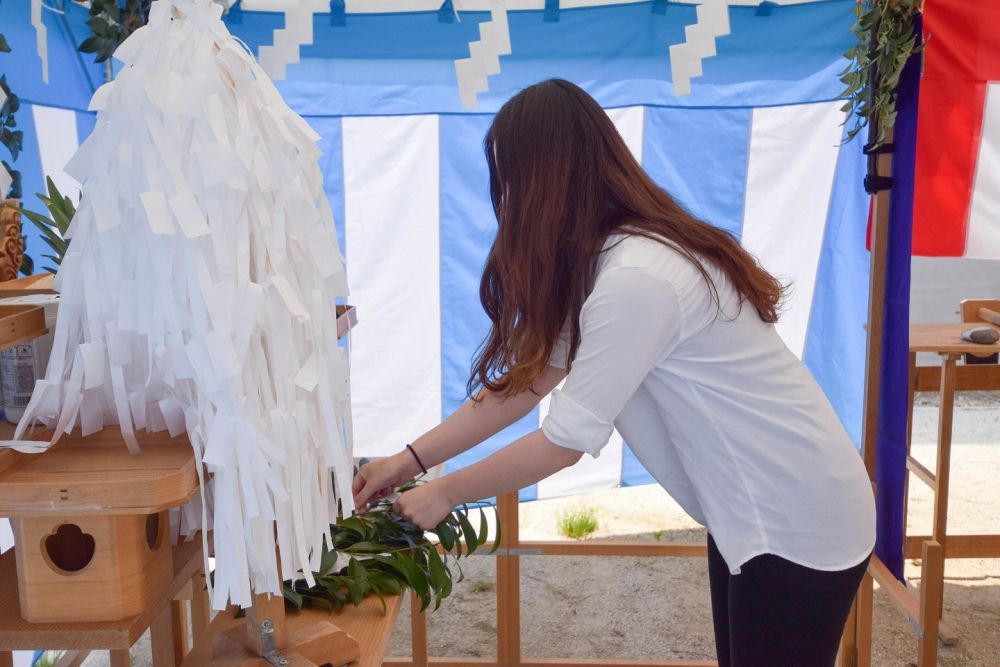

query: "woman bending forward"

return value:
[353, 79, 875, 667]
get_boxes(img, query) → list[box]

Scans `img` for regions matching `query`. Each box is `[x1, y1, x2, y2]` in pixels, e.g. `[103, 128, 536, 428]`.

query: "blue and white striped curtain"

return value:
[6, 0, 871, 504]
[327, 102, 870, 501]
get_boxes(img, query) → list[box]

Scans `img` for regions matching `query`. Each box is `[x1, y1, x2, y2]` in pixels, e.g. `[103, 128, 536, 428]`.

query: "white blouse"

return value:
[542, 234, 875, 574]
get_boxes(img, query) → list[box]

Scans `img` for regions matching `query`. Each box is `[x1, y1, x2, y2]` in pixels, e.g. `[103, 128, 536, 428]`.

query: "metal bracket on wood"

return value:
[260, 619, 291, 666]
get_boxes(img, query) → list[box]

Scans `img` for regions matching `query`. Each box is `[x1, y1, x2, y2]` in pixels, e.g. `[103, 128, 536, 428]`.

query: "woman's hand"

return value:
[353, 452, 418, 511]
[394, 480, 456, 531]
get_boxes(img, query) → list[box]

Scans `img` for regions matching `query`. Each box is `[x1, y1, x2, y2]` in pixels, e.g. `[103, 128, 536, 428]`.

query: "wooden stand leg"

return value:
[171, 599, 190, 665]
[839, 600, 859, 667]
[190, 569, 210, 639]
[151, 604, 177, 667]
[931, 355, 958, 646]
[0, 651, 12, 667]
[855, 571, 874, 667]
[410, 591, 429, 667]
[109, 649, 131, 667]
[918, 541, 944, 667]
[839, 567, 874, 667]
[903, 351, 918, 548]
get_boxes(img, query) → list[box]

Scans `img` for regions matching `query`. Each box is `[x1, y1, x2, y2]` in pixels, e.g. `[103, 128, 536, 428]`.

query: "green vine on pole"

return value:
[839, 0, 923, 147]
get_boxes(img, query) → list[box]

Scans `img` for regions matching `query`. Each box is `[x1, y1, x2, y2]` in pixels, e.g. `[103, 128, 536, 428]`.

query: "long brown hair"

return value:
[470, 79, 784, 398]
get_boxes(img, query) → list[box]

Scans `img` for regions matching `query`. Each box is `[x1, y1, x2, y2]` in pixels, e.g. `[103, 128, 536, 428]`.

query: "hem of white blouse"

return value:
[726, 535, 876, 577]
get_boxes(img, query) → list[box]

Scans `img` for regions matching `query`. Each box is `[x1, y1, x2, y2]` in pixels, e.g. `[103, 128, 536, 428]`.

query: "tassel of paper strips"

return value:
[2, 0, 354, 609]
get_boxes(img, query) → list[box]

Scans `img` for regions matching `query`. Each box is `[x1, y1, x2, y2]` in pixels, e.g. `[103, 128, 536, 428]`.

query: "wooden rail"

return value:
[386, 492, 719, 667]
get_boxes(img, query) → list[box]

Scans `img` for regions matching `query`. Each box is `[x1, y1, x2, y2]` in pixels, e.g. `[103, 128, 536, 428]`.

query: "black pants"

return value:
[707, 534, 870, 667]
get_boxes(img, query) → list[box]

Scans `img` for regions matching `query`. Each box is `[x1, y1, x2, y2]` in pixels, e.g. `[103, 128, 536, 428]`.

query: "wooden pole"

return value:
[496, 492, 521, 667]
[410, 590, 429, 667]
[861, 134, 895, 476]
[917, 541, 944, 667]
[842, 128, 894, 667]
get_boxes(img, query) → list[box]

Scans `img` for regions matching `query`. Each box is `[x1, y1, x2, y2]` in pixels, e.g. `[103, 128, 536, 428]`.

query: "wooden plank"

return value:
[904, 534, 1000, 559]
[0, 538, 203, 649]
[0, 652, 11, 667]
[869, 555, 919, 624]
[909, 324, 1000, 354]
[515, 541, 707, 558]
[0, 304, 46, 351]
[383, 660, 717, 667]
[918, 541, 944, 667]
[0, 430, 198, 517]
[914, 365, 1000, 392]
[410, 591, 429, 667]
[150, 604, 177, 667]
[906, 455, 936, 489]
[185, 595, 402, 667]
[0, 273, 57, 297]
[171, 600, 190, 665]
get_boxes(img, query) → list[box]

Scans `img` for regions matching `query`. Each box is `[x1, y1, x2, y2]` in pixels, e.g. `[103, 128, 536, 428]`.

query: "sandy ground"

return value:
[79, 404, 999, 667]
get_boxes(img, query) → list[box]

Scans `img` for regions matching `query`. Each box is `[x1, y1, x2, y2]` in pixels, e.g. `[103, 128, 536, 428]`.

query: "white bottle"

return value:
[0, 294, 59, 424]
[1, 342, 38, 423]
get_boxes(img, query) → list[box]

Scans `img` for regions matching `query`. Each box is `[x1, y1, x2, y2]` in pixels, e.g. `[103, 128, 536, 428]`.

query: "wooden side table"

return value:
[0, 428, 205, 666]
[897, 322, 1000, 666]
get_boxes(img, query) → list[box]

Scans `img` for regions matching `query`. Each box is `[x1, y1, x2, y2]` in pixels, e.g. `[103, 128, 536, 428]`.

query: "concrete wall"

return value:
[910, 257, 1000, 323]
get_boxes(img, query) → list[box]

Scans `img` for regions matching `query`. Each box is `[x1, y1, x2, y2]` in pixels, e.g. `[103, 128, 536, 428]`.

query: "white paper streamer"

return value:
[257, 0, 319, 82]
[0, 83, 7, 196]
[31, 0, 49, 84]
[454, 0, 511, 110]
[2, 0, 354, 610]
[669, 0, 730, 96]
[0, 164, 10, 199]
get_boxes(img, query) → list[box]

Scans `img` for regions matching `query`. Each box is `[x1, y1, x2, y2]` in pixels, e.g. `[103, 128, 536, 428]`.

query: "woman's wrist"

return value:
[397, 446, 424, 479]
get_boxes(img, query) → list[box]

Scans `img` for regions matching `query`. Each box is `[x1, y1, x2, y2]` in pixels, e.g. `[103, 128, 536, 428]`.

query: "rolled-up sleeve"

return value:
[542, 266, 683, 457]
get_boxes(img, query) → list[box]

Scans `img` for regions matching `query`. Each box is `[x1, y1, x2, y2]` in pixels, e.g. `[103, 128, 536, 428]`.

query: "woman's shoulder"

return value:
[599, 232, 699, 281]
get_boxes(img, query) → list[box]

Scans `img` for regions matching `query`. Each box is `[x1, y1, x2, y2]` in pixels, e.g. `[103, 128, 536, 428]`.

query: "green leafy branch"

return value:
[1, 71, 23, 200]
[18, 177, 76, 274]
[840, 0, 923, 146]
[282, 487, 498, 614]
[79, 0, 153, 64]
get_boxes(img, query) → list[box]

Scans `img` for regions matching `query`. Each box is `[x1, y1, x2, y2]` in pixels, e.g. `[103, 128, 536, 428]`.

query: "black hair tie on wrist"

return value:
[406, 443, 428, 475]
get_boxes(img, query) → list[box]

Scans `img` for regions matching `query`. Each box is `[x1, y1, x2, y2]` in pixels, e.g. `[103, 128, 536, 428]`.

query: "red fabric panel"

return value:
[912, 0, 1000, 256]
